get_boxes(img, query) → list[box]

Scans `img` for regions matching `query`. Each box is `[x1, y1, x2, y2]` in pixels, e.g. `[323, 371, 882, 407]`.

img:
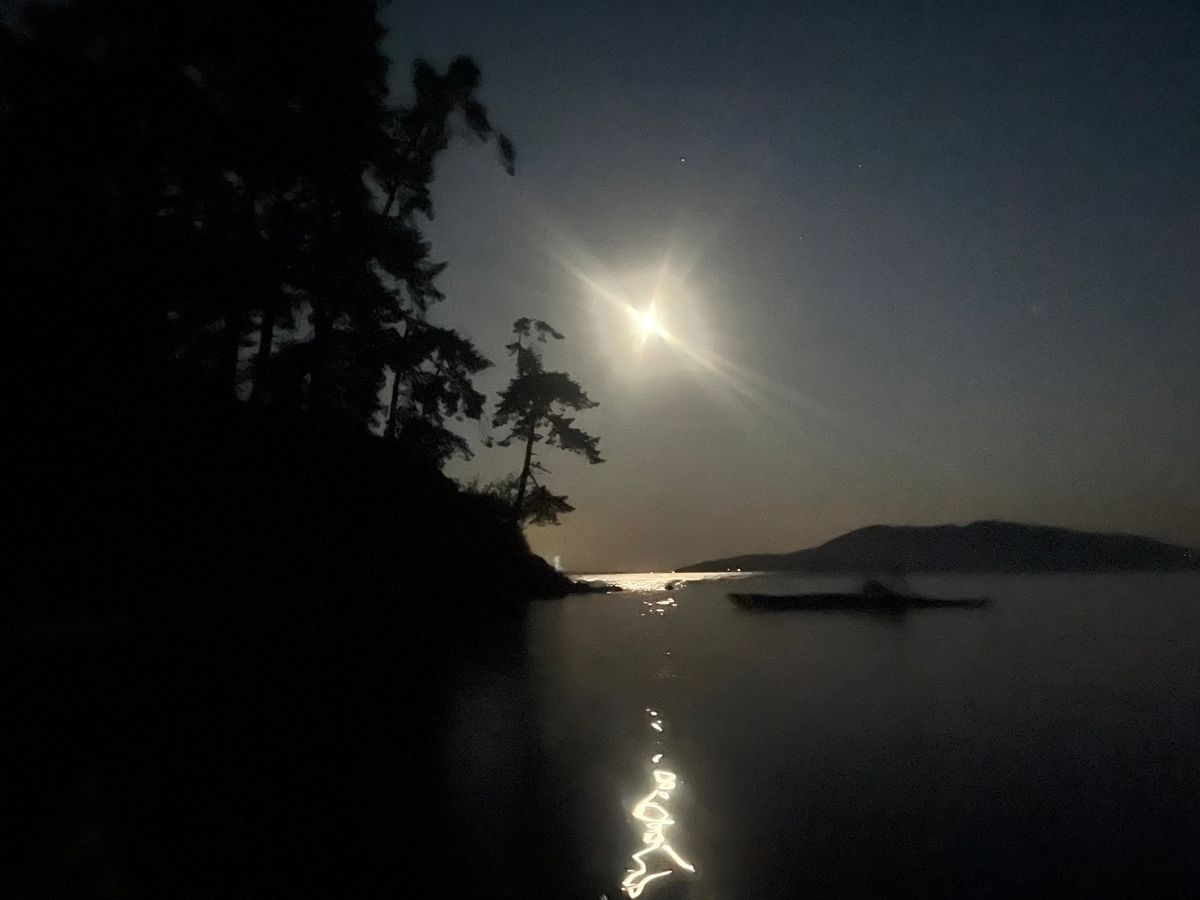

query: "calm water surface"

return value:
[451, 573, 1199, 898]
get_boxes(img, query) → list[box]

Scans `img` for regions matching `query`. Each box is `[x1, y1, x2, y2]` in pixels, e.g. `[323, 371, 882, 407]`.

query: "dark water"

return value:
[10, 574, 1198, 897]
[452, 573, 1200, 898]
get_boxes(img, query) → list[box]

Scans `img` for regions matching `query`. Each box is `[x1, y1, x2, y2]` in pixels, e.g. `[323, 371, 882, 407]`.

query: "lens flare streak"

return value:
[567, 256, 976, 486]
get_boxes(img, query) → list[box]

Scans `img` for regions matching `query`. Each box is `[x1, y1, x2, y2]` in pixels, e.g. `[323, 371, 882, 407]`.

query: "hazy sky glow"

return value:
[391, 1, 1200, 571]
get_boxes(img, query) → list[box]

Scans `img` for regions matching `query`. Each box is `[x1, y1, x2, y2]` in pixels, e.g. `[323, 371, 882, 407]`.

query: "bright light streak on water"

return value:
[620, 592, 697, 897]
[621, 764, 696, 897]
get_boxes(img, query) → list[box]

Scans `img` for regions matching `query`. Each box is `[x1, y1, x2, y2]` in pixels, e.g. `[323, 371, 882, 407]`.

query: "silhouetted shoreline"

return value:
[681, 521, 1200, 573]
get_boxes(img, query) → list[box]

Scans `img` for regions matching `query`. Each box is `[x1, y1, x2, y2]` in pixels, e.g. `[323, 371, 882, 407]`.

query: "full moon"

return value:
[635, 307, 667, 342]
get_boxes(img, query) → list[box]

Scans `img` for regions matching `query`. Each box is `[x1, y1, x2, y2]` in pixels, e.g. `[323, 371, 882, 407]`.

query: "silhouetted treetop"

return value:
[383, 56, 515, 223]
[491, 319, 603, 525]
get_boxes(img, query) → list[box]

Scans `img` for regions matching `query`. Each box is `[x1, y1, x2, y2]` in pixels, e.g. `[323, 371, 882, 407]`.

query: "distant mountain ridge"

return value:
[678, 521, 1199, 573]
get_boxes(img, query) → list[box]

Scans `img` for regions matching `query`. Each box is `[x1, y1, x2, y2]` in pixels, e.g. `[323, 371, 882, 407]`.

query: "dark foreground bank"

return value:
[9, 386, 585, 897]
[6, 599, 551, 897]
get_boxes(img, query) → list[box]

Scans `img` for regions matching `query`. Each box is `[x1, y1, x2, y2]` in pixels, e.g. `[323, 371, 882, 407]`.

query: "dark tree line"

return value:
[4, 6, 600, 895]
[1, 0, 606, 623]
[3, 0, 605, 490]
[3, 0, 516, 464]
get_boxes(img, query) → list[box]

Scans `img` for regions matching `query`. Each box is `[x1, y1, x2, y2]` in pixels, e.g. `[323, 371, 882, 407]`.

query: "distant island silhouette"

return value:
[678, 521, 1199, 573]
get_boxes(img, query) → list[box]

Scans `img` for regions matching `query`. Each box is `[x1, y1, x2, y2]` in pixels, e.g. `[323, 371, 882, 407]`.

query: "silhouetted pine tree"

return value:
[491, 319, 604, 524]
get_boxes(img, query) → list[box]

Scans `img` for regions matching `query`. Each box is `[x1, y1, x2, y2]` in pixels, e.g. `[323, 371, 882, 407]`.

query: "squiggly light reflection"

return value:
[621, 764, 695, 897]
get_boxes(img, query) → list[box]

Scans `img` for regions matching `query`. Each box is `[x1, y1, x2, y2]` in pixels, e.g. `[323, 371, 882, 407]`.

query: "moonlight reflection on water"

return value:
[622, 760, 696, 897]
[620, 588, 698, 897]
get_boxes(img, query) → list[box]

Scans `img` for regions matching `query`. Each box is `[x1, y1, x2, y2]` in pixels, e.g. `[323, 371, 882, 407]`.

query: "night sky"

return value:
[391, 1, 1199, 571]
